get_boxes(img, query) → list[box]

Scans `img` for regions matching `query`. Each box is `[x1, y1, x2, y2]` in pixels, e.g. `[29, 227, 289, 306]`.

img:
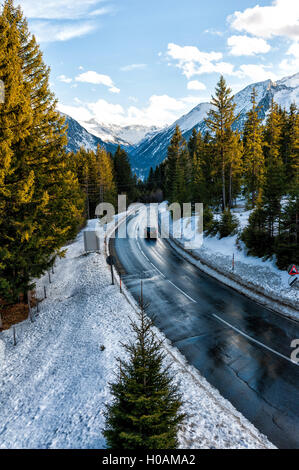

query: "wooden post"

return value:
[111, 265, 115, 285]
[232, 253, 235, 272]
[13, 327, 16, 346]
[28, 294, 33, 323]
[44, 286, 47, 299]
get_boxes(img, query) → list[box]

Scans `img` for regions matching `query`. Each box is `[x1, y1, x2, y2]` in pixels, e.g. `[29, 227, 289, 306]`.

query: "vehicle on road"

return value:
[144, 226, 158, 239]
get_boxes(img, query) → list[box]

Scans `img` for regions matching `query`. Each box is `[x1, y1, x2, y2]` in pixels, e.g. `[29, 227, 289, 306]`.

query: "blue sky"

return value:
[17, 0, 299, 127]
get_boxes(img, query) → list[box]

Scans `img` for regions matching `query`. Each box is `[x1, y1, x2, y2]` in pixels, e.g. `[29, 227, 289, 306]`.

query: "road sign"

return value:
[288, 276, 299, 287]
[288, 264, 299, 276]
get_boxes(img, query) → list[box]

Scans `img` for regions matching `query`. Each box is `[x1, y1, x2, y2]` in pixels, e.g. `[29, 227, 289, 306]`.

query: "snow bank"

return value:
[159, 204, 299, 321]
[0, 220, 274, 449]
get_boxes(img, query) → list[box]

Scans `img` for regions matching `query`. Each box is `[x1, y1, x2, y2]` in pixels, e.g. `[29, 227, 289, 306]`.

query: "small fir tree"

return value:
[218, 209, 239, 238]
[104, 290, 185, 449]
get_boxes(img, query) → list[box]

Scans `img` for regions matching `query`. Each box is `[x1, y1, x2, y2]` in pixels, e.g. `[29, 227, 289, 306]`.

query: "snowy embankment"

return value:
[159, 203, 299, 322]
[0, 219, 274, 449]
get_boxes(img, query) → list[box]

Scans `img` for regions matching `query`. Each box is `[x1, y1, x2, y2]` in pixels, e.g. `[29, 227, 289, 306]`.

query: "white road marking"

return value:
[167, 279, 197, 303]
[135, 220, 196, 301]
[137, 241, 150, 262]
[213, 314, 298, 366]
[150, 262, 166, 278]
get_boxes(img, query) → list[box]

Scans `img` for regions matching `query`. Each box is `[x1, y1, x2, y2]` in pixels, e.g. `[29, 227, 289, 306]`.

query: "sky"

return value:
[16, 0, 299, 128]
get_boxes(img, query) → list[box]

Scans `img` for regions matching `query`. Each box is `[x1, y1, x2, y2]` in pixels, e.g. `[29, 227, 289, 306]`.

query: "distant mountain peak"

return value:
[78, 120, 161, 146]
[128, 72, 299, 178]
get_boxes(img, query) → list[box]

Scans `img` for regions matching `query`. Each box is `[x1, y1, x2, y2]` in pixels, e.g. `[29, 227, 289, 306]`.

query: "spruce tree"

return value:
[104, 294, 185, 449]
[113, 146, 133, 203]
[96, 145, 117, 207]
[165, 125, 186, 203]
[0, 0, 33, 300]
[200, 132, 217, 206]
[227, 131, 243, 208]
[262, 100, 285, 239]
[218, 209, 239, 238]
[0, 0, 84, 302]
[205, 76, 237, 210]
[243, 89, 265, 207]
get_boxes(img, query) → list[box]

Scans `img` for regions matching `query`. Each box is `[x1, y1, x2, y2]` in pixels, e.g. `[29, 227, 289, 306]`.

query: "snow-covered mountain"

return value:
[129, 73, 299, 178]
[78, 119, 161, 146]
[63, 73, 299, 177]
[63, 113, 119, 155]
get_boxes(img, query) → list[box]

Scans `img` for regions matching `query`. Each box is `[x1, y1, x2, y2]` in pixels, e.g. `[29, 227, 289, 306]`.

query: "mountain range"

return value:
[64, 72, 299, 178]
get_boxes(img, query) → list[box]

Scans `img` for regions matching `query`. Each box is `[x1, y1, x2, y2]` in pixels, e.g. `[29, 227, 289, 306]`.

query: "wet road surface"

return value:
[111, 211, 299, 449]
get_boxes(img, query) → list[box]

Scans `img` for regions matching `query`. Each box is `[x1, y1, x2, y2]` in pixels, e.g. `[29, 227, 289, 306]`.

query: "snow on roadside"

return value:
[0, 221, 274, 449]
[159, 203, 299, 320]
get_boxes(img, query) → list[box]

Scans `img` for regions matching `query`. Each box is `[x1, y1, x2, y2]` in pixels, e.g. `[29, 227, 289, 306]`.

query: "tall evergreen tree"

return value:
[227, 131, 243, 208]
[165, 125, 186, 203]
[262, 100, 285, 238]
[243, 89, 265, 207]
[205, 76, 237, 210]
[96, 145, 117, 206]
[113, 146, 134, 203]
[0, 0, 84, 302]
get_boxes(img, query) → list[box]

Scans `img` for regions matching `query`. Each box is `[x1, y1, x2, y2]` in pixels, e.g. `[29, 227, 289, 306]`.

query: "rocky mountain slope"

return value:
[63, 114, 119, 155]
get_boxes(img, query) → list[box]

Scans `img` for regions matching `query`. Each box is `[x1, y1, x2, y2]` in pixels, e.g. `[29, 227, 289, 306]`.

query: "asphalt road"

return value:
[111, 210, 299, 449]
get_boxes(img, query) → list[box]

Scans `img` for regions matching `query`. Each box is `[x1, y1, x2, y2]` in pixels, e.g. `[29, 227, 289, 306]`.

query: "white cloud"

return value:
[120, 64, 147, 72]
[204, 29, 223, 37]
[237, 64, 277, 82]
[58, 75, 72, 83]
[31, 21, 97, 42]
[87, 99, 125, 123]
[279, 41, 299, 75]
[128, 96, 138, 103]
[187, 80, 206, 91]
[18, 1, 112, 43]
[75, 71, 120, 93]
[89, 7, 114, 17]
[58, 103, 94, 122]
[166, 43, 235, 78]
[227, 35, 271, 56]
[229, 0, 299, 40]
[18, 0, 108, 20]
[58, 94, 202, 127]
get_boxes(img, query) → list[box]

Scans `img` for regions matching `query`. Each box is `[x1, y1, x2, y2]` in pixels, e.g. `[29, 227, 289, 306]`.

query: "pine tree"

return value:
[274, 104, 299, 267]
[227, 131, 243, 208]
[113, 146, 134, 203]
[243, 89, 265, 207]
[0, 1, 33, 299]
[218, 209, 239, 238]
[176, 142, 192, 205]
[262, 100, 285, 239]
[205, 76, 237, 210]
[0, 0, 84, 302]
[200, 132, 217, 206]
[104, 293, 185, 449]
[286, 103, 299, 193]
[241, 206, 271, 258]
[96, 145, 117, 207]
[165, 125, 186, 203]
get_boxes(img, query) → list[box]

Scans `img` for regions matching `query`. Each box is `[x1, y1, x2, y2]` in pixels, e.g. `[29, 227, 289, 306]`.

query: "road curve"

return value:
[110, 209, 299, 449]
